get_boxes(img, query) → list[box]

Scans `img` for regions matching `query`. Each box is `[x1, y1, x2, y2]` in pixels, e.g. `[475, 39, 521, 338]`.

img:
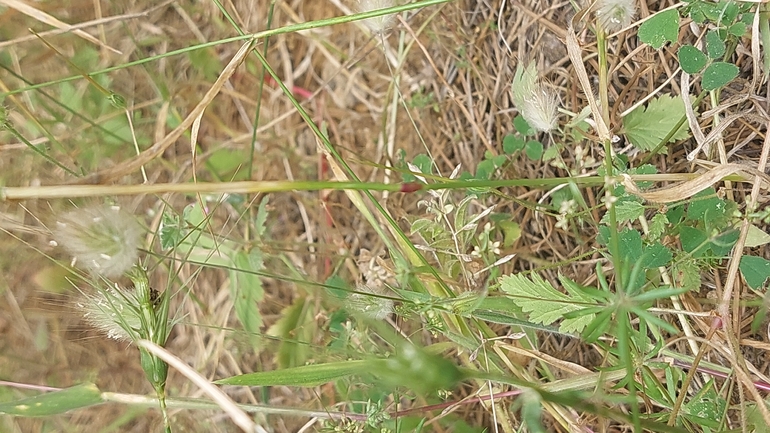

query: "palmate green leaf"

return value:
[0, 383, 103, 417]
[623, 94, 690, 153]
[499, 273, 598, 333]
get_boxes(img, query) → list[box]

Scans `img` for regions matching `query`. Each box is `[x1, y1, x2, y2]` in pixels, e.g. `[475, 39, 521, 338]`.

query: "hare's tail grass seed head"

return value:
[511, 62, 559, 133]
[358, 0, 397, 34]
[595, 0, 636, 33]
[54, 204, 141, 278]
[79, 284, 142, 343]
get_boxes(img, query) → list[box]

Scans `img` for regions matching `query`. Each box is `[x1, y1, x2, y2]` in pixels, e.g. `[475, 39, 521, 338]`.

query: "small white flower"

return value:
[54, 205, 142, 278]
[358, 0, 397, 34]
[595, 0, 636, 33]
[511, 63, 559, 133]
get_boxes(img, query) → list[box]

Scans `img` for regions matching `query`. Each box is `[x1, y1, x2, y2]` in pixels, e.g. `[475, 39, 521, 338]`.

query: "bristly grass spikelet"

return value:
[595, 0, 636, 33]
[79, 284, 142, 342]
[358, 0, 397, 34]
[54, 205, 142, 278]
[511, 62, 559, 133]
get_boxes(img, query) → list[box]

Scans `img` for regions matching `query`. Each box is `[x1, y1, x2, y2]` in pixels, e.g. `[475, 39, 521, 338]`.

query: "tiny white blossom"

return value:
[595, 0, 636, 33]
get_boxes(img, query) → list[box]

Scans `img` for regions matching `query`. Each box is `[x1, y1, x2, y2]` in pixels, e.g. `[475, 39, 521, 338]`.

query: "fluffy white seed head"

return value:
[511, 63, 560, 133]
[595, 0, 636, 33]
[358, 0, 397, 34]
[54, 205, 142, 278]
[79, 285, 141, 342]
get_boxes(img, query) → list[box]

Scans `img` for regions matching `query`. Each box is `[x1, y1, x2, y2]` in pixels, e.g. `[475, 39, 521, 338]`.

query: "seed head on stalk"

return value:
[54, 205, 141, 278]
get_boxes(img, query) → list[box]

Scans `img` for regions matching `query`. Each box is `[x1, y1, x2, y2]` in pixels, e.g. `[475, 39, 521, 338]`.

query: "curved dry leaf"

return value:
[621, 163, 770, 203]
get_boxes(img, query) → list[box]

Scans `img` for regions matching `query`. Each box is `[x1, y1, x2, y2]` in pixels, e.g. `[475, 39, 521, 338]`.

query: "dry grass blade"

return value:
[567, 13, 610, 142]
[138, 340, 260, 433]
[1, 0, 121, 54]
[620, 163, 770, 203]
[72, 38, 255, 185]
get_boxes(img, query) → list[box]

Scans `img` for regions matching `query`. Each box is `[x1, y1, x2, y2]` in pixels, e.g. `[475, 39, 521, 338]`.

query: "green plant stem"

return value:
[597, 28, 610, 125]
[5, 171, 756, 201]
[595, 22, 622, 291]
[2, 124, 79, 176]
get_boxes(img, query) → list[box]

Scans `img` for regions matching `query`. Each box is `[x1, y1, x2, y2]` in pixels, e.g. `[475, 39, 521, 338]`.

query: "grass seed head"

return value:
[595, 0, 636, 33]
[511, 63, 559, 133]
[79, 285, 141, 342]
[54, 205, 141, 278]
[358, 0, 397, 34]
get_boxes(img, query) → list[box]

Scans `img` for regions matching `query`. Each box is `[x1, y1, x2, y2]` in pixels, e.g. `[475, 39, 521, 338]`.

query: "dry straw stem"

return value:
[138, 340, 262, 433]
[0, 2, 173, 50]
[566, 11, 610, 142]
[620, 163, 770, 204]
[715, 114, 770, 426]
[0, 0, 120, 54]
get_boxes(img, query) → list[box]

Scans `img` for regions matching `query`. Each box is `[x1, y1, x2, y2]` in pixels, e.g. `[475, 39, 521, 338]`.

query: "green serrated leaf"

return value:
[158, 211, 185, 250]
[678, 45, 708, 74]
[728, 22, 746, 37]
[674, 258, 701, 291]
[499, 273, 597, 333]
[602, 199, 644, 224]
[704, 30, 725, 59]
[254, 196, 270, 239]
[513, 114, 534, 135]
[618, 229, 643, 263]
[230, 249, 264, 339]
[648, 213, 669, 242]
[0, 383, 103, 417]
[503, 134, 525, 154]
[680, 226, 709, 257]
[640, 242, 673, 269]
[702, 62, 739, 91]
[638, 9, 680, 49]
[525, 140, 543, 160]
[740, 256, 770, 290]
[623, 94, 690, 153]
